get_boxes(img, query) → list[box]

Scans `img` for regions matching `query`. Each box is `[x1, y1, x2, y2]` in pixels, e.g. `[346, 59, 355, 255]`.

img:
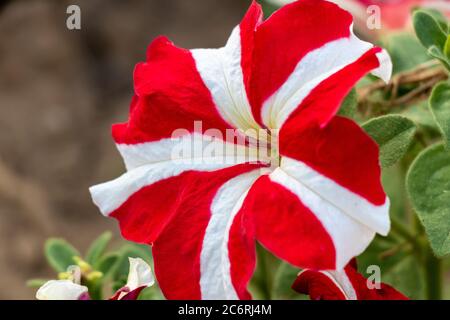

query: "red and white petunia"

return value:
[36, 258, 154, 300]
[292, 260, 409, 300]
[90, 0, 393, 300]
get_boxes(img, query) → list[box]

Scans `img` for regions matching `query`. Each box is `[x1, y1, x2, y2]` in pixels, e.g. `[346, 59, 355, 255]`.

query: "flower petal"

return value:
[294, 262, 409, 300]
[275, 46, 391, 130]
[191, 3, 262, 132]
[292, 270, 348, 300]
[152, 167, 262, 299]
[127, 257, 154, 291]
[280, 116, 389, 221]
[90, 136, 263, 243]
[36, 280, 89, 300]
[242, 171, 378, 270]
[247, 0, 391, 128]
[115, 36, 232, 145]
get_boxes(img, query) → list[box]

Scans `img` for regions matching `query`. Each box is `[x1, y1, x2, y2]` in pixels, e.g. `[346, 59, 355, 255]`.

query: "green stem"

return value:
[425, 246, 443, 300]
[390, 217, 418, 247]
[256, 245, 272, 300]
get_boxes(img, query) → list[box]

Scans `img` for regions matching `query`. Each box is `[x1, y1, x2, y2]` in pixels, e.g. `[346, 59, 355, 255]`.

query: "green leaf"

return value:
[272, 262, 306, 300]
[362, 115, 417, 168]
[420, 8, 449, 34]
[401, 101, 439, 131]
[386, 33, 430, 73]
[428, 46, 450, 70]
[94, 252, 119, 277]
[44, 238, 80, 273]
[85, 231, 112, 265]
[26, 279, 49, 288]
[407, 143, 450, 257]
[444, 35, 450, 60]
[429, 82, 450, 149]
[338, 89, 357, 119]
[413, 10, 447, 50]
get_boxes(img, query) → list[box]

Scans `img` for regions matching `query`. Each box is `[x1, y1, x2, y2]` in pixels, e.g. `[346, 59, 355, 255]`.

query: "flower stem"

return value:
[256, 245, 272, 300]
[390, 216, 418, 246]
[425, 246, 443, 300]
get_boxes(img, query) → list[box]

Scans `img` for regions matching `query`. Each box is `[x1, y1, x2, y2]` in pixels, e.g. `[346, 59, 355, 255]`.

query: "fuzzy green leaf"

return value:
[338, 89, 357, 119]
[413, 10, 447, 50]
[429, 82, 450, 149]
[407, 143, 450, 257]
[44, 238, 80, 273]
[85, 231, 112, 265]
[362, 115, 417, 168]
[386, 33, 430, 73]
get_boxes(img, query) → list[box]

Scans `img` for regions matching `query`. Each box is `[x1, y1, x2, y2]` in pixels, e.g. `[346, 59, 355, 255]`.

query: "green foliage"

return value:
[444, 36, 450, 60]
[401, 101, 439, 132]
[44, 238, 80, 273]
[429, 82, 450, 148]
[363, 115, 417, 168]
[414, 10, 447, 50]
[338, 89, 357, 119]
[85, 231, 112, 265]
[358, 236, 425, 300]
[414, 9, 450, 70]
[407, 144, 450, 257]
[34, 233, 162, 300]
[95, 253, 119, 277]
[386, 33, 430, 73]
[272, 262, 304, 300]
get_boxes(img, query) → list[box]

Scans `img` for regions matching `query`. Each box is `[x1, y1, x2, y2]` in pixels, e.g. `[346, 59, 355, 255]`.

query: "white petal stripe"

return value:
[200, 170, 261, 300]
[192, 26, 261, 133]
[269, 167, 380, 270]
[90, 156, 253, 217]
[116, 133, 262, 171]
[280, 157, 390, 235]
[261, 26, 392, 129]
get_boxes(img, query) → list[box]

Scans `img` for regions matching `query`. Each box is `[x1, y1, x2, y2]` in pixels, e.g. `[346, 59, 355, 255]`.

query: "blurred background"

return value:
[0, 0, 253, 299]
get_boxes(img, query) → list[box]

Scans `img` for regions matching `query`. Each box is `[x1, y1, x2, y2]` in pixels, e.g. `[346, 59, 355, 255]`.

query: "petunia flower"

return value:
[268, 0, 450, 36]
[90, 0, 392, 300]
[36, 257, 154, 300]
[292, 260, 409, 300]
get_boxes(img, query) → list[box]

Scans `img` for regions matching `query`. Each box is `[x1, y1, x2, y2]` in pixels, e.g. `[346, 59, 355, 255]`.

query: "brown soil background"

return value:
[0, 0, 250, 299]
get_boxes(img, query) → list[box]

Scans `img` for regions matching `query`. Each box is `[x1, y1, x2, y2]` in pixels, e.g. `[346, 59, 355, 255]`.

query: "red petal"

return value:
[242, 175, 336, 270]
[113, 36, 231, 144]
[247, 0, 352, 126]
[292, 270, 347, 300]
[280, 116, 386, 206]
